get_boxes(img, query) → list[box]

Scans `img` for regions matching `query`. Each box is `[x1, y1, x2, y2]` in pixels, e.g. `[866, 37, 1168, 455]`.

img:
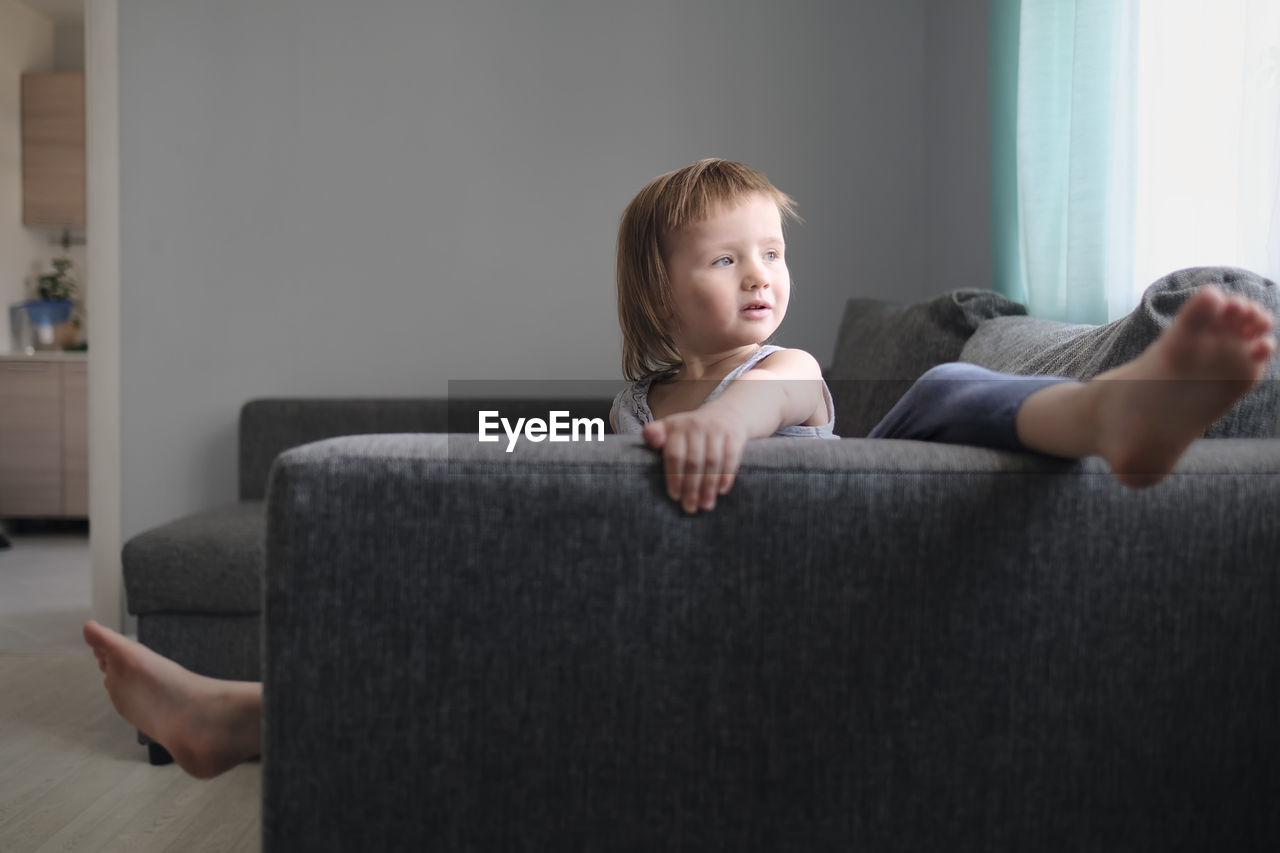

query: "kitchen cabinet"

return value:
[21, 72, 86, 229]
[0, 357, 88, 518]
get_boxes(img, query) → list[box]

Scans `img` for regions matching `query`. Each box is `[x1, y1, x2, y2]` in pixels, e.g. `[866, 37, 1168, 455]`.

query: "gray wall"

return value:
[924, 0, 993, 292]
[118, 0, 990, 537]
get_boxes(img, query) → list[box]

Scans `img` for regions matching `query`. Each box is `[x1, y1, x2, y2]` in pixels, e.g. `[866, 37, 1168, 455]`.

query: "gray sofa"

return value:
[121, 268, 1280, 850]
[264, 433, 1280, 852]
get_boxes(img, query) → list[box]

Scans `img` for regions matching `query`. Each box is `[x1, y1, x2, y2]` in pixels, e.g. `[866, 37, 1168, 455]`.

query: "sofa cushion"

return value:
[960, 267, 1280, 437]
[825, 289, 1027, 437]
[123, 500, 265, 615]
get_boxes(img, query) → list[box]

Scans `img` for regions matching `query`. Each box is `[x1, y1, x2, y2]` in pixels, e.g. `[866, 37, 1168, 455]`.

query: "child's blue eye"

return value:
[764, 250, 779, 261]
[713, 257, 732, 267]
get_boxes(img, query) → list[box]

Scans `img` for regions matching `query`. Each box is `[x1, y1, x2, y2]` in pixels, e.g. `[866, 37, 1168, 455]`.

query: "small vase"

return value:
[23, 300, 75, 351]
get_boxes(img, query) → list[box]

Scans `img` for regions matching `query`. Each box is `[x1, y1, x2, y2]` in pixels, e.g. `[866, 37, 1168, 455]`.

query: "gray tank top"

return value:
[611, 345, 838, 439]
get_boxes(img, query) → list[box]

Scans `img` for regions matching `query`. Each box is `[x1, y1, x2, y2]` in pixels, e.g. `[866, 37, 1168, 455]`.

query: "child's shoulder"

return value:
[751, 345, 823, 379]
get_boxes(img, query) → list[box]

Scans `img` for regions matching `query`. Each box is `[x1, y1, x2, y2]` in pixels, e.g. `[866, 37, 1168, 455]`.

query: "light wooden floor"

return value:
[0, 650, 261, 852]
[0, 530, 93, 652]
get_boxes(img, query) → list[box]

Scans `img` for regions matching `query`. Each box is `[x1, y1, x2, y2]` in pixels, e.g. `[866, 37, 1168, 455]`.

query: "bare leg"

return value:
[1017, 286, 1276, 487]
[83, 620, 262, 780]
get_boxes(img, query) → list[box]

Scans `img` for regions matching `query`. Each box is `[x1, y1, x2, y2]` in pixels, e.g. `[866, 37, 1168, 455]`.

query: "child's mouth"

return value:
[741, 303, 772, 318]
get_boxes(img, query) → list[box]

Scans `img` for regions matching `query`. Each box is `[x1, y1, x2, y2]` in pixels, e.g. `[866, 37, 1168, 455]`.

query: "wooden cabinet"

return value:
[0, 358, 89, 518]
[21, 72, 87, 229]
[61, 362, 89, 516]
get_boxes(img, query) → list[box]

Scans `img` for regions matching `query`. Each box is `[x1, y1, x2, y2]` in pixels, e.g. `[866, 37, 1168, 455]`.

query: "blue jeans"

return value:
[868, 363, 1071, 452]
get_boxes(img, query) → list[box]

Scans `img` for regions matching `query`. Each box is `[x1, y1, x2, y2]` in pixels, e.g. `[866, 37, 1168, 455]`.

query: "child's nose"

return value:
[741, 262, 770, 289]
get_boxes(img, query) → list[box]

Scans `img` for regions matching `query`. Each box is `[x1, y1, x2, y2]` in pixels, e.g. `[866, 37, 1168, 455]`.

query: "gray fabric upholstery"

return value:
[239, 397, 616, 499]
[126, 396, 617, 648]
[825, 289, 1027, 437]
[961, 266, 1280, 437]
[263, 433, 1280, 852]
[124, 501, 265, 615]
[137, 612, 262, 682]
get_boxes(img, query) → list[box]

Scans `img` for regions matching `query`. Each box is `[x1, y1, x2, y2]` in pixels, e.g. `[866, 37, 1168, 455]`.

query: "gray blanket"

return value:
[959, 267, 1280, 437]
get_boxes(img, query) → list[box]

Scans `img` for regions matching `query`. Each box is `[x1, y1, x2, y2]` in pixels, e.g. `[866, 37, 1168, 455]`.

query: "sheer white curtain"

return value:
[1127, 0, 1280, 316]
[1001, 0, 1280, 322]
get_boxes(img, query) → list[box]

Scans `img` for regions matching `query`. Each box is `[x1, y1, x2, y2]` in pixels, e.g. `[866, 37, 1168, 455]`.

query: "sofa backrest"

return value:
[239, 397, 616, 500]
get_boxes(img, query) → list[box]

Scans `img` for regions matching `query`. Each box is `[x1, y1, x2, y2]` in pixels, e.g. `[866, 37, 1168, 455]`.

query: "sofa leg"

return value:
[147, 742, 175, 766]
[137, 729, 175, 766]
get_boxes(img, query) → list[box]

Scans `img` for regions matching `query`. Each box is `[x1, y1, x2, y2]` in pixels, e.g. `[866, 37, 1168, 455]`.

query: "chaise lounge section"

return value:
[121, 397, 614, 761]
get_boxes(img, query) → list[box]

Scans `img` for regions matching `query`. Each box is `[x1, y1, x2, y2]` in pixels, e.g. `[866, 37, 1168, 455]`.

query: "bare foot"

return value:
[1092, 285, 1276, 487]
[83, 620, 262, 780]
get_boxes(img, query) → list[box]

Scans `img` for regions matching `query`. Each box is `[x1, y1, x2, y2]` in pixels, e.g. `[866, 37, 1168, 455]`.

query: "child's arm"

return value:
[642, 348, 827, 514]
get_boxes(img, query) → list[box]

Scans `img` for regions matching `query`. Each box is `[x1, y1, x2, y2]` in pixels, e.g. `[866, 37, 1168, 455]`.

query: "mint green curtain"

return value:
[989, 0, 1134, 323]
[988, 0, 1024, 307]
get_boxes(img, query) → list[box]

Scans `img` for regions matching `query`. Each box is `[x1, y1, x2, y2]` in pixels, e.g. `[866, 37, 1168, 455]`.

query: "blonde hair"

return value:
[616, 158, 799, 381]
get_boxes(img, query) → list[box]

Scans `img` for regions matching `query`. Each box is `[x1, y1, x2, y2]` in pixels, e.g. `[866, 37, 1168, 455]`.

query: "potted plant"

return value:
[24, 256, 79, 350]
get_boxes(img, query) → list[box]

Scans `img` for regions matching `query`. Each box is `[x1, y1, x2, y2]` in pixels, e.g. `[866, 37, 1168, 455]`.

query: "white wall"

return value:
[115, 0, 992, 546]
[0, 0, 54, 352]
[86, 0, 122, 628]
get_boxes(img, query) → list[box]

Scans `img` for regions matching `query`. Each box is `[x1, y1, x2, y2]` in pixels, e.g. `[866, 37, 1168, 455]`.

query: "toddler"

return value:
[611, 158, 1276, 512]
[83, 158, 1275, 780]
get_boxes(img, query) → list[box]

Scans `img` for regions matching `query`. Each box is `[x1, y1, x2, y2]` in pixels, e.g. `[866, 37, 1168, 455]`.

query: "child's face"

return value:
[664, 193, 790, 357]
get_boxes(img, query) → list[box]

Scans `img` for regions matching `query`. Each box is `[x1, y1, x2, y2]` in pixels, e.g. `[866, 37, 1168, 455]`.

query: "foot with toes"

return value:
[83, 620, 262, 780]
[1093, 285, 1276, 487]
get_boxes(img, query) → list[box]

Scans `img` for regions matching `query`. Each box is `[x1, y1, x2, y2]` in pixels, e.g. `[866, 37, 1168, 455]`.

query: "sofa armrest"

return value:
[263, 434, 1280, 851]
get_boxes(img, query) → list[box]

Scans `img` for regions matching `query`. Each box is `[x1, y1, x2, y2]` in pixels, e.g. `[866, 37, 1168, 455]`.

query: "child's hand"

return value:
[642, 408, 748, 514]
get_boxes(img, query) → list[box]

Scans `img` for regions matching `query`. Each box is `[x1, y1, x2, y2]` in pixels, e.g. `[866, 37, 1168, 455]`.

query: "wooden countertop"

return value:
[0, 351, 88, 363]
